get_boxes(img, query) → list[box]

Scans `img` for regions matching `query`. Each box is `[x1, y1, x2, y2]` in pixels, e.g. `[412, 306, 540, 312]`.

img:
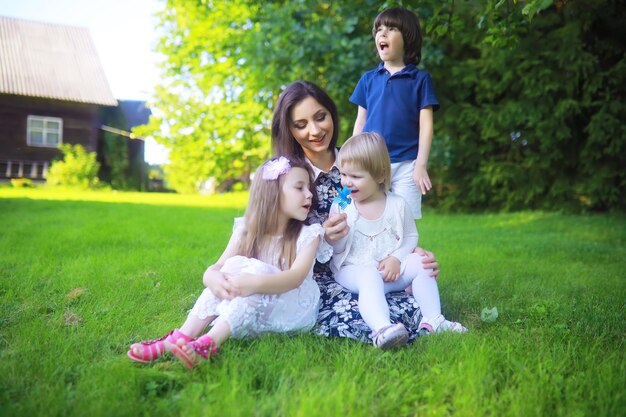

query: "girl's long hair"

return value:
[238, 157, 314, 269]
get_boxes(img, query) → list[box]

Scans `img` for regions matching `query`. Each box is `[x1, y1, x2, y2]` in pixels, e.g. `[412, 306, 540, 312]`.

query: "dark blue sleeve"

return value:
[418, 72, 440, 112]
[349, 73, 368, 109]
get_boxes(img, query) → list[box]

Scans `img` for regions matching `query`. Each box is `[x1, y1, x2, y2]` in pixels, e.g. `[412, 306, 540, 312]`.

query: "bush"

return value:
[10, 178, 33, 188]
[47, 144, 101, 189]
[426, 0, 626, 213]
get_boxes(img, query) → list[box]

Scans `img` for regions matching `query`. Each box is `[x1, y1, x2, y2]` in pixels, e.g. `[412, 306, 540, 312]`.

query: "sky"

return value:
[0, 0, 169, 164]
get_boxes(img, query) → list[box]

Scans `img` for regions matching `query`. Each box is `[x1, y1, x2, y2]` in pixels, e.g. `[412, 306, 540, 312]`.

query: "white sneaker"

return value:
[419, 315, 467, 334]
[372, 323, 409, 349]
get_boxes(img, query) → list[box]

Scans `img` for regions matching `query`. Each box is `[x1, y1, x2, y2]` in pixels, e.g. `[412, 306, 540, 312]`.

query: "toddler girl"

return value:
[330, 133, 465, 349]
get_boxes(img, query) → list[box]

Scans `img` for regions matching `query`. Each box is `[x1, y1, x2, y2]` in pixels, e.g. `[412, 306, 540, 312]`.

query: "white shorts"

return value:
[390, 160, 422, 219]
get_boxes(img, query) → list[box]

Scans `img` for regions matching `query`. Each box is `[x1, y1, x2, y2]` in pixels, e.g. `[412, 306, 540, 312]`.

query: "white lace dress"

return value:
[189, 222, 332, 339]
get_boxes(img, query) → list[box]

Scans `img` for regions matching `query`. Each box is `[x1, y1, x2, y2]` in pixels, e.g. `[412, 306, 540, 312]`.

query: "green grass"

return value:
[0, 188, 624, 417]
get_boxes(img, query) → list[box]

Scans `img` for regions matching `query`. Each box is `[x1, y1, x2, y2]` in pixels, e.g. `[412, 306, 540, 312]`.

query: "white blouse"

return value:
[330, 192, 418, 273]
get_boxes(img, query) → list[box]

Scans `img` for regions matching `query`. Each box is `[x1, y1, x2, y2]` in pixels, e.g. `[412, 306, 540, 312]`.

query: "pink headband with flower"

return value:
[262, 157, 291, 180]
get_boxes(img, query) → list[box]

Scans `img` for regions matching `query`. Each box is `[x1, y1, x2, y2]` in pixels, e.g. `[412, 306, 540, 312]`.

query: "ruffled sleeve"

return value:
[232, 217, 246, 240]
[297, 223, 333, 264]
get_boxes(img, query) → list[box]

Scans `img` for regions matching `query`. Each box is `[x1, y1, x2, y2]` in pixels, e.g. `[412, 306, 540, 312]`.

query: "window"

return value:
[27, 116, 63, 148]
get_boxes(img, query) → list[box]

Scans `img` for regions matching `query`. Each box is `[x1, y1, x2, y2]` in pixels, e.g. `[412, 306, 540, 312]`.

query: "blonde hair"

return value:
[238, 157, 314, 269]
[338, 132, 391, 191]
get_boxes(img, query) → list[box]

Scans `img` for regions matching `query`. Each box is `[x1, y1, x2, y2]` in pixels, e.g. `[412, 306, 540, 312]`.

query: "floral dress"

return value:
[307, 167, 423, 343]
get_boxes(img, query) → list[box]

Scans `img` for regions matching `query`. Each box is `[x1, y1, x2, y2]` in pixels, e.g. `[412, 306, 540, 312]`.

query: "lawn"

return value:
[0, 188, 624, 417]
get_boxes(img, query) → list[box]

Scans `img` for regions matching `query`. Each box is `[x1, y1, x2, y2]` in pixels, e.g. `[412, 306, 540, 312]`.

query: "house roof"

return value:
[0, 15, 117, 106]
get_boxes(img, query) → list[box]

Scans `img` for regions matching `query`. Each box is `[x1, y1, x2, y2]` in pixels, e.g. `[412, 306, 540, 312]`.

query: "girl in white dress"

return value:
[330, 133, 466, 350]
[128, 156, 331, 369]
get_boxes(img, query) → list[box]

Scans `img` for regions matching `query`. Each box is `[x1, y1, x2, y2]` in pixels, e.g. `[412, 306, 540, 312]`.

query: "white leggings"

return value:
[334, 253, 441, 332]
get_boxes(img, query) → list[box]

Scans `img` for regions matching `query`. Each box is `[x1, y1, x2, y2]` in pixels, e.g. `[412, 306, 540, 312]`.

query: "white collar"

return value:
[305, 148, 340, 180]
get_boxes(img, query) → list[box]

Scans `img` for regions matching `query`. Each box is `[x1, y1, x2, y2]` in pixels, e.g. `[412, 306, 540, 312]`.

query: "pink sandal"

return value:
[168, 334, 219, 370]
[127, 329, 193, 363]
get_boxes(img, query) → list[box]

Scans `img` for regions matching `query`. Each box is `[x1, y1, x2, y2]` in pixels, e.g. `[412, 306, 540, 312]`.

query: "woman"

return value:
[271, 80, 439, 342]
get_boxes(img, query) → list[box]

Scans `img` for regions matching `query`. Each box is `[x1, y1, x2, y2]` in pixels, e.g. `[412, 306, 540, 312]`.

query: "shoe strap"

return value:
[140, 329, 192, 346]
[139, 329, 175, 345]
[192, 335, 219, 359]
[420, 314, 445, 333]
[371, 324, 393, 339]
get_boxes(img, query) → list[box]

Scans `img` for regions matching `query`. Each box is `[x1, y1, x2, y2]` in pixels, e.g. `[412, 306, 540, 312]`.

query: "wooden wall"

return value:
[0, 94, 102, 163]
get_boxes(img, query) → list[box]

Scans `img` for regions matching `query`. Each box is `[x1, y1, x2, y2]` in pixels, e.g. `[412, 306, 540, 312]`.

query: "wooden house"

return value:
[0, 15, 146, 185]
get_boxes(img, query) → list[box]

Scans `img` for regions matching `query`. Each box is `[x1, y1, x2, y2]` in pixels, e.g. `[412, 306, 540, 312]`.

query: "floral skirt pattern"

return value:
[311, 262, 423, 344]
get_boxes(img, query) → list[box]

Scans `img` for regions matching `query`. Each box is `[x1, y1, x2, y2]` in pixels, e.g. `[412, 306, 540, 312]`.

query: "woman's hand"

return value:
[323, 212, 349, 243]
[378, 256, 401, 282]
[203, 267, 240, 299]
[414, 247, 440, 279]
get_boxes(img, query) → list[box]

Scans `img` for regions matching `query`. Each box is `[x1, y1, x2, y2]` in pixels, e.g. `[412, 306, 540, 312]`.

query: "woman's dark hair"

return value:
[271, 80, 339, 158]
[372, 7, 422, 66]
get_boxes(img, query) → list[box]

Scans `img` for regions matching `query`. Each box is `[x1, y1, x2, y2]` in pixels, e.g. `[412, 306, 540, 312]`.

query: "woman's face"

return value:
[289, 96, 334, 160]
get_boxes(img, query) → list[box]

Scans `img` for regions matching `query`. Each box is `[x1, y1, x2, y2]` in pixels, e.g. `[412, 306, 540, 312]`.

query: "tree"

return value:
[139, 0, 625, 212]
[135, 0, 382, 193]
[426, 0, 626, 211]
[100, 107, 129, 190]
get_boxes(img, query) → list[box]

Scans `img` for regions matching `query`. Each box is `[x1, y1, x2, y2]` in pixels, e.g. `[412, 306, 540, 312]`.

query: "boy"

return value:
[350, 7, 439, 219]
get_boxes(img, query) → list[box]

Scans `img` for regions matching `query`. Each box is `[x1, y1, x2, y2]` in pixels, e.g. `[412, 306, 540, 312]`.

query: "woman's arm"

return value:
[227, 237, 320, 296]
[353, 106, 367, 135]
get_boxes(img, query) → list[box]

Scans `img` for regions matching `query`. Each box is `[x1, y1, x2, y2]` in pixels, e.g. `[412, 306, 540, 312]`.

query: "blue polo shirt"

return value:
[350, 63, 440, 163]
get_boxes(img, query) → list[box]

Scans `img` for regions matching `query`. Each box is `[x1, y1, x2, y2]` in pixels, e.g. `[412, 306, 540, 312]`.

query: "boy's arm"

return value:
[353, 106, 367, 135]
[413, 106, 434, 195]
[228, 237, 320, 296]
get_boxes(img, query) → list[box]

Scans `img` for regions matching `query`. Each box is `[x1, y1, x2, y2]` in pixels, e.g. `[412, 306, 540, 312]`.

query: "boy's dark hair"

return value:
[372, 7, 422, 66]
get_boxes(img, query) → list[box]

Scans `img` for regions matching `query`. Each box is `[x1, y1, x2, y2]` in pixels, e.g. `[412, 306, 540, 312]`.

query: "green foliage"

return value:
[134, 0, 270, 193]
[47, 144, 101, 189]
[145, 0, 625, 211]
[522, 0, 556, 20]
[428, 0, 626, 212]
[139, 0, 385, 193]
[102, 132, 129, 189]
[10, 178, 33, 188]
[100, 107, 146, 191]
[147, 164, 164, 181]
